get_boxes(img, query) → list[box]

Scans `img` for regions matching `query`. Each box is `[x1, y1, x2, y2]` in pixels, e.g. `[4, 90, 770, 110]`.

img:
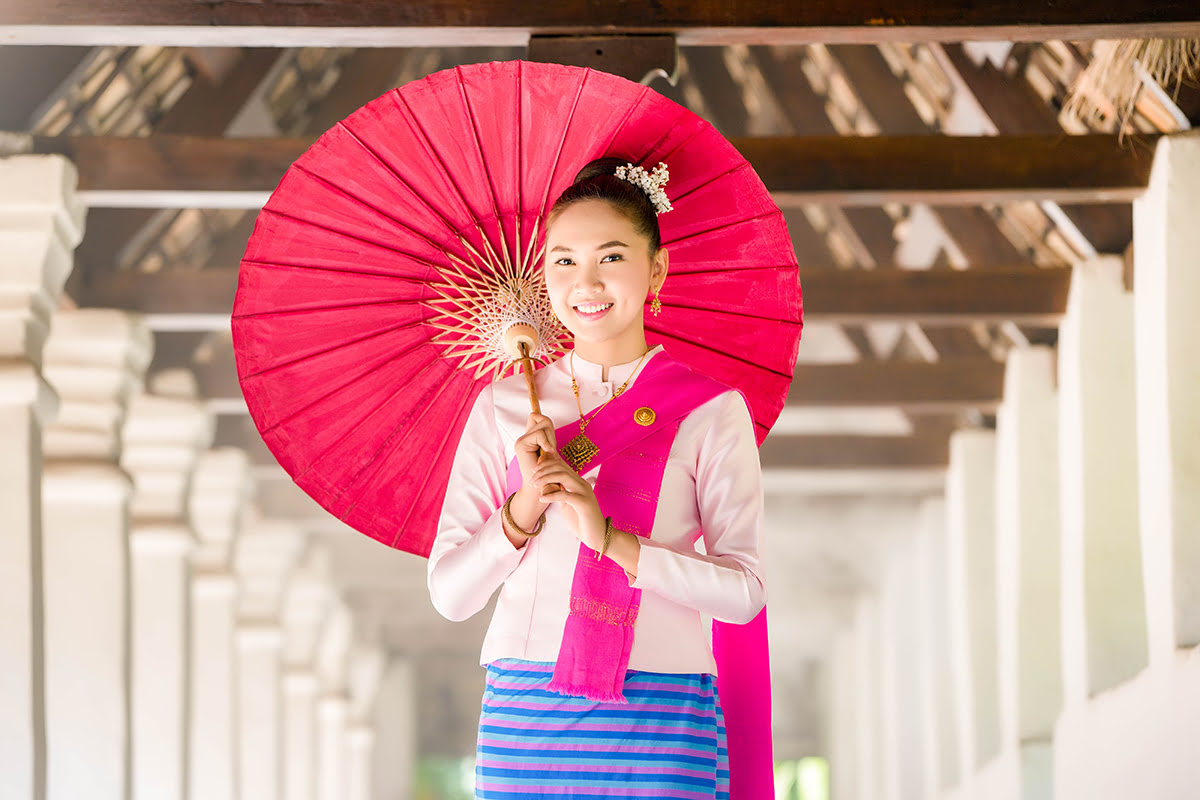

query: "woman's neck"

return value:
[572, 336, 651, 382]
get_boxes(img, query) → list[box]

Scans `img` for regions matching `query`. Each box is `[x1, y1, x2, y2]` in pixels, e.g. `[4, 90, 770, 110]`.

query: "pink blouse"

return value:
[426, 346, 766, 675]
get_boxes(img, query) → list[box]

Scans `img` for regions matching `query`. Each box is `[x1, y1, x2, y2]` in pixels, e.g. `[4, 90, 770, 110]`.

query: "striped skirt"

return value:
[475, 659, 730, 799]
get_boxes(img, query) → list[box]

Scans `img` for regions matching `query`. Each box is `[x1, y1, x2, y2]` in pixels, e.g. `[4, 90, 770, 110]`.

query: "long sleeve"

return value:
[427, 383, 528, 622]
[630, 391, 767, 624]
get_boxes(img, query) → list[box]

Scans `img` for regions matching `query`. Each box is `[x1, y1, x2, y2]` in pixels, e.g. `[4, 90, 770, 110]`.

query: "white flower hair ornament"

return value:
[614, 161, 673, 215]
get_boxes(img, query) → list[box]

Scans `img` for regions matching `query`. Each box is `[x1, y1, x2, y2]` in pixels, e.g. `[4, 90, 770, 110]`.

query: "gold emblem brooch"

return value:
[634, 407, 656, 426]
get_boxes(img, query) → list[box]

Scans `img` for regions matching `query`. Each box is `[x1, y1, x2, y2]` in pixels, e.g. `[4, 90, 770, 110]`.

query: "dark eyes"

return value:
[553, 253, 623, 266]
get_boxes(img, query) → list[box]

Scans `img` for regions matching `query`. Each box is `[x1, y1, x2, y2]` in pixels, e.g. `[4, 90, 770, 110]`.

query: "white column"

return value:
[0, 154, 84, 800]
[916, 497, 957, 796]
[316, 604, 354, 800]
[235, 520, 307, 800]
[1133, 131, 1200, 661]
[829, 629, 859, 800]
[41, 309, 151, 800]
[345, 645, 386, 800]
[879, 546, 928, 800]
[372, 659, 417, 800]
[281, 547, 338, 800]
[1058, 258, 1147, 703]
[947, 429, 1001, 773]
[995, 346, 1061, 797]
[122, 378, 214, 800]
[189, 448, 253, 800]
[852, 595, 884, 800]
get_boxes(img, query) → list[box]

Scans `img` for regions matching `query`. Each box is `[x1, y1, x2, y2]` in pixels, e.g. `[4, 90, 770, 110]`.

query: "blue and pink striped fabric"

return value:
[475, 659, 730, 799]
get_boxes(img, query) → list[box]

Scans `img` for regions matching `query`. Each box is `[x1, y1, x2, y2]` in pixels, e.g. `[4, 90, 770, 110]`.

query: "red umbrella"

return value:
[233, 60, 802, 558]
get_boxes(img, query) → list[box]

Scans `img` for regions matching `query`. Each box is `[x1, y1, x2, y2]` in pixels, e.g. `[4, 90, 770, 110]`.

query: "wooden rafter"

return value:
[84, 265, 1073, 325]
[788, 361, 1004, 411]
[2, 1, 1198, 44]
[28, 133, 1158, 206]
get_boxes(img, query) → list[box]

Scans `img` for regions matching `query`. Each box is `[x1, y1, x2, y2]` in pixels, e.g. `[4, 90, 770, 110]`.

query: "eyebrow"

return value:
[548, 240, 630, 253]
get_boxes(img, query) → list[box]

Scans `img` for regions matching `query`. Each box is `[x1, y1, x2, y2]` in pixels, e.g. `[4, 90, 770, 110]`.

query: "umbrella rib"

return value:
[660, 209, 786, 248]
[453, 65, 516, 284]
[646, 301, 801, 325]
[260, 337, 436, 439]
[292, 348, 448, 486]
[644, 326, 797, 381]
[667, 161, 749, 207]
[255, 206, 451, 273]
[534, 69, 590, 217]
[236, 297, 437, 322]
[334, 114, 470, 244]
[669, 264, 799, 278]
[238, 257, 440, 285]
[288, 161, 447, 252]
[241, 318, 434, 382]
[384, 384, 480, 548]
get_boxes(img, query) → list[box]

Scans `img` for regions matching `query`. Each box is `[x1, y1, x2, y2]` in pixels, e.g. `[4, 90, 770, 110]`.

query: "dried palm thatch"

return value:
[1063, 39, 1200, 132]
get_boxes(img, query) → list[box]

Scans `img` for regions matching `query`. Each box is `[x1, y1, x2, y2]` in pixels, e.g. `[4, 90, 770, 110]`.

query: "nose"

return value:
[575, 261, 604, 293]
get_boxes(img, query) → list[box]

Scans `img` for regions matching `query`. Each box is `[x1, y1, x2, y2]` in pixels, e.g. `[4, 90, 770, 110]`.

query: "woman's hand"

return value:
[532, 454, 607, 553]
[504, 413, 557, 540]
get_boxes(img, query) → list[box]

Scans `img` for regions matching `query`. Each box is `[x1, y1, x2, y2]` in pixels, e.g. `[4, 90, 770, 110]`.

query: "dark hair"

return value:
[547, 156, 662, 253]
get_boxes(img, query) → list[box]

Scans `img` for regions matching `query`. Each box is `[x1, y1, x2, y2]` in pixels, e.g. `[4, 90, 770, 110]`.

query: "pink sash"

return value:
[504, 352, 775, 797]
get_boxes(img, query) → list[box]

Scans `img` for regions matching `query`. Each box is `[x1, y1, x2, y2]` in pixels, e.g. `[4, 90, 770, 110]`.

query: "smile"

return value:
[573, 302, 613, 320]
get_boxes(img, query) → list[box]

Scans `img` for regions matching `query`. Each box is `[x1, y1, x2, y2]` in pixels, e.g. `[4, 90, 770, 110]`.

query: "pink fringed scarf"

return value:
[504, 352, 776, 797]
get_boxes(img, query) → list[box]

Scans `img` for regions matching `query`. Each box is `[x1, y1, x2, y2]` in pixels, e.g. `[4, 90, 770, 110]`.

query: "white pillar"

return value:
[235, 520, 307, 800]
[852, 595, 884, 800]
[0, 154, 84, 800]
[281, 547, 338, 800]
[879, 546, 928, 800]
[946, 429, 1001, 774]
[345, 645, 386, 800]
[372, 659, 417, 800]
[1133, 131, 1200, 661]
[916, 497, 957, 796]
[995, 346, 1061, 798]
[122, 378, 213, 800]
[1058, 258, 1147, 703]
[829, 629, 859, 800]
[189, 448, 253, 800]
[42, 309, 151, 800]
[316, 604, 354, 800]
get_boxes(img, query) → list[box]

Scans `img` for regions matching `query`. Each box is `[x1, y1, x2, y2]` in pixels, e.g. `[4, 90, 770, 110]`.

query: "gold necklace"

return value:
[560, 348, 651, 470]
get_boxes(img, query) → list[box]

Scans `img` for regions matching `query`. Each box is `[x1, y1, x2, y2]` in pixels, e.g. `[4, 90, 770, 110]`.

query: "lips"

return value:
[572, 302, 613, 321]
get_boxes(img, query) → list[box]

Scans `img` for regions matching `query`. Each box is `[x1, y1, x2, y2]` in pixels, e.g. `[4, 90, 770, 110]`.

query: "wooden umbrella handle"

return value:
[518, 341, 541, 416]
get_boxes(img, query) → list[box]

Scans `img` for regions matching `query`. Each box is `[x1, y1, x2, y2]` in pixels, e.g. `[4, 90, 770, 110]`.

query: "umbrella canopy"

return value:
[233, 60, 802, 558]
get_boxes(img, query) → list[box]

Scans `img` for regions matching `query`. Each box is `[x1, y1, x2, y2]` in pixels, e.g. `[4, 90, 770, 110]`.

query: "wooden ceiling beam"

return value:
[29, 133, 1158, 206]
[788, 361, 1004, 412]
[88, 264, 1074, 324]
[759, 423, 954, 469]
[2, 1, 1197, 45]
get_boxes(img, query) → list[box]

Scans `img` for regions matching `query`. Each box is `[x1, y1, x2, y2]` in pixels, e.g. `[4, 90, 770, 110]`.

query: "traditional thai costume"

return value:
[428, 345, 769, 799]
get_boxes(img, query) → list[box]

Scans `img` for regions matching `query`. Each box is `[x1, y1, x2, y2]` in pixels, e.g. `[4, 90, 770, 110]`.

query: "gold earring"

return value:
[650, 289, 662, 317]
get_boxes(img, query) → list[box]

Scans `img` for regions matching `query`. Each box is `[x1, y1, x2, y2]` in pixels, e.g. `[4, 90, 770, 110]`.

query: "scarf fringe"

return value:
[546, 678, 629, 705]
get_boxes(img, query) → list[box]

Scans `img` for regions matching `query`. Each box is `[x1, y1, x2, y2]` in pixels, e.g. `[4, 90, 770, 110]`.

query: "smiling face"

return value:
[544, 199, 668, 366]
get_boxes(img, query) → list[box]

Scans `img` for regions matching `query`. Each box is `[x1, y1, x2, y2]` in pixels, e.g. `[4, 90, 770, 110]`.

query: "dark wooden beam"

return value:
[788, 361, 1004, 411]
[80, 264, 1075, 324]
[759, 427, 951, 469]
[36, 134, 1158, 206]
[2, 1, 1197, 44]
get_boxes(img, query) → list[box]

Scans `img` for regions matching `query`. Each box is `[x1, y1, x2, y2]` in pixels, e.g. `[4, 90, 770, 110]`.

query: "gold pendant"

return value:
[561, 431, 599, 471]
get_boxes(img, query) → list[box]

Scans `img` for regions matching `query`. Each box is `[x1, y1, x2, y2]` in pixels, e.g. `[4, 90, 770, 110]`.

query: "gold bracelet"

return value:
[595, 516, 614, 561]
[503, 492, 545, 538]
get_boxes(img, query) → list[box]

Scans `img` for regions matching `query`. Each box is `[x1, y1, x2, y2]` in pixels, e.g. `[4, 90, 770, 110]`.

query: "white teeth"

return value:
[575, 303, 613, 314]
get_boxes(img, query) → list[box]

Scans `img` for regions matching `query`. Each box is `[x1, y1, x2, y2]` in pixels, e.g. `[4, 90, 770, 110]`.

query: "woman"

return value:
[427, 156, 767, 799]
